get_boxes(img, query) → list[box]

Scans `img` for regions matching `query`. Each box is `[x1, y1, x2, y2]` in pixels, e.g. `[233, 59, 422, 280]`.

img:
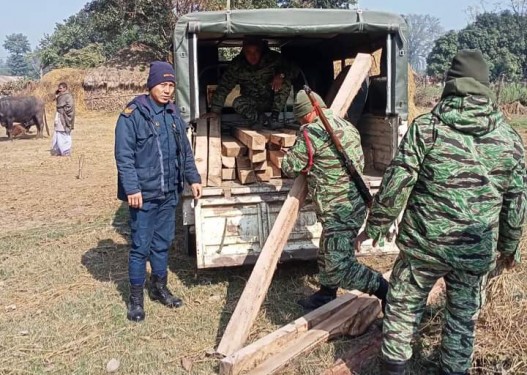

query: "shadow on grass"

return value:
[167, 200, 321, 351]
[81, 201, 130, 304]
[83, 199, 321, 355]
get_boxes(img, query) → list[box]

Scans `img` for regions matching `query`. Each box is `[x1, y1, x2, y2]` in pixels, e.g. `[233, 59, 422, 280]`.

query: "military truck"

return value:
[173, 8, 409, 268]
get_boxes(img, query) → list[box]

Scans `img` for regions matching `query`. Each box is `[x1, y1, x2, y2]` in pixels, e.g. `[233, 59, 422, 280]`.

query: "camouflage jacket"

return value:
[210, 49, 294, 113]
[282, 109, 367, 231]
[365, 78, 526, 273]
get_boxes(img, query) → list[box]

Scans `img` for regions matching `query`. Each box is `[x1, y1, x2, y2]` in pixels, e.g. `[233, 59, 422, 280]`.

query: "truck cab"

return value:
[173, 8, 409, 268]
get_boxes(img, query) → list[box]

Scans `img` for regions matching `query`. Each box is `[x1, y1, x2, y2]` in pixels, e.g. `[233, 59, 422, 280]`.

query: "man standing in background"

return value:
[51, 82, 75, 156]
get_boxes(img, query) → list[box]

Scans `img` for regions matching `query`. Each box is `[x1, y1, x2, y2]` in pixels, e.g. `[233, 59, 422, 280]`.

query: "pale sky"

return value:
[0, 0, 489, 59]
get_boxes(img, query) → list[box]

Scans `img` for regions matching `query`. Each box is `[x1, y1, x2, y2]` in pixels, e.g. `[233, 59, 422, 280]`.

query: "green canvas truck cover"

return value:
[174, 8, 408, 122]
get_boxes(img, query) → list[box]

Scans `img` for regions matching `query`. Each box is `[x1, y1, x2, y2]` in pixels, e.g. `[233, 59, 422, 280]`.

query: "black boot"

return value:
[373, 277, 389, 313]
[251, 113, 266, 130]
[127, 284, 145, 322]
[298, 285, 337, 312]
[149, 274, 183, 308]
[381, 358, 407, 375]
[267, 112, 282, 130]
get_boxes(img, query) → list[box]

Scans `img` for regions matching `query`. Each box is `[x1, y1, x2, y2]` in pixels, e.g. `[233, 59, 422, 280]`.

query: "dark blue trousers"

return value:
[128, 192, 178, 285]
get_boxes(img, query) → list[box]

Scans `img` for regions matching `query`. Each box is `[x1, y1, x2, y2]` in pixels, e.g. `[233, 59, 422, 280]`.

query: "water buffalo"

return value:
[0, 96, 49, 138]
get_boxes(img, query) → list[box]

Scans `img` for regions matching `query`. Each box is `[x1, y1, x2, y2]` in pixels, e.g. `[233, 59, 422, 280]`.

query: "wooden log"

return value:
[249, 149, 267, 163]
[321, 278, 446, 375]
[194, 119, 208, 185]
[236, 156, 256, 184]
[269, 150, 286, 169]
[220, 293, 360, 375]
[270, 130, 296, 148]
[252, 160, 267, 171]
[208, 117, 223, 187]
[270, 163, 282, 179]
[247, 296, 379, 375]
[235, 128, 267, 151]
[222, 136, 247, 157]
[319, 326, 382, 375]
[237, 169, 256, 185]
[222, 155, 236, 169]
[215, 175, 309, 356]
[222, 168, 236, 181]
[330, 53, 372, 118]
[256, 166, 273, 182]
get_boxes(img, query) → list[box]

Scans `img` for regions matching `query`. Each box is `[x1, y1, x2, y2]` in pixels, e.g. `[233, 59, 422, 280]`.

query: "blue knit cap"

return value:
[147, 61, 176, 90]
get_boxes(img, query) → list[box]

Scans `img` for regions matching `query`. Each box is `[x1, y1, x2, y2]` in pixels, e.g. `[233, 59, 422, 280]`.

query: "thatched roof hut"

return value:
[83, 43, 158, 110]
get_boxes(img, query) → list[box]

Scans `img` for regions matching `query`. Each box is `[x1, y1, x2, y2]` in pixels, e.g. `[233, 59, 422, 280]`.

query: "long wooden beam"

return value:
[215, 174, 308, 356]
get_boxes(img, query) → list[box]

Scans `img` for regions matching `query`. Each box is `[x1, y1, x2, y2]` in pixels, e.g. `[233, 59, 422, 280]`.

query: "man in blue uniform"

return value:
[115, 61, 202, 322]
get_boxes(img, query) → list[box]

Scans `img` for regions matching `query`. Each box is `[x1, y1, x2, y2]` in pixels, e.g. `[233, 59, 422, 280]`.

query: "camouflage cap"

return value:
[293, 89, 327, 120]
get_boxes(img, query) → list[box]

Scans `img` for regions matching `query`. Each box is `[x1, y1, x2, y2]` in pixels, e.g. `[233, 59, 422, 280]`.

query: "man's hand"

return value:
[271, 73, 284, 92]
[128, 192, 143, 209]
[200, 112, 219, 120]
[354, 231, 379, 253]
[191, 183, 203, 199]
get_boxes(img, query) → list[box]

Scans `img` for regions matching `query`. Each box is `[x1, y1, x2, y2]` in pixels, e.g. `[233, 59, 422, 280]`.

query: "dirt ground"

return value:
[0, 112, 526, 375]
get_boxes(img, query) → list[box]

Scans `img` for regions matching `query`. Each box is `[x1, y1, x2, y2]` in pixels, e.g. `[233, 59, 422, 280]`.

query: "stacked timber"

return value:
[196, 118, 298, 187]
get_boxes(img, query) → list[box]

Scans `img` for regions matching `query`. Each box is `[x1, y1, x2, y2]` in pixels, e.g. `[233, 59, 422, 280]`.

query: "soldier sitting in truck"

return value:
[201, 37, 298, 130]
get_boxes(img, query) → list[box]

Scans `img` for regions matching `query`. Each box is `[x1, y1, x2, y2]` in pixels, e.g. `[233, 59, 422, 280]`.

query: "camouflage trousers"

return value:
[232, 82, 291, 123]
[382, 252, 487, 373]
[318, 228, 382, 294]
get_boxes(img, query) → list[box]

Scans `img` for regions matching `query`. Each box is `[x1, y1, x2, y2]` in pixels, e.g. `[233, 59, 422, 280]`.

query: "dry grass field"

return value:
[0, 112, 526, 375]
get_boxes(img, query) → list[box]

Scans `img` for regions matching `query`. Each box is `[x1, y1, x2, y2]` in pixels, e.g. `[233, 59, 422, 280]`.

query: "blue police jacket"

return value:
[114, 94, 201, 202]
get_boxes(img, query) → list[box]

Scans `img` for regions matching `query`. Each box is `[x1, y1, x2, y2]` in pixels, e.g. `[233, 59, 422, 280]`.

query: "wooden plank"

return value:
[222, 168, 236, 181]
[320, 278, 446, 375]
[249, 149, 267, 163]
[222, 155, 236, 168]
[222, 136, 247, 157]
[269, 150, 286, 169]
[236, 156, 256, 184]
[256, 167, 272, 182]
[194, 119, 208, 186]
[215, 175, 309, 356]
[330, 53, 372, 118]
[252, 160, 267, 172]
[219, 293, 359, 375]
[236, 156, 251, 169]
[270, 163, 282, 179]
[248, 296, 379, 375]
[270, 131, 296, 148]
[319, 326, 382, 375]
[234, 128, 267, 151]
[207, 117, 223, 187]
[237, 169, 256, 185]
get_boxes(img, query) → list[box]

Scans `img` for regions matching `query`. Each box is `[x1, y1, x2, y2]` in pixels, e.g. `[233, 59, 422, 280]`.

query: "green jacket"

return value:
[365, 78, 526, 273]
[282, 109, 367, 231]
[210, 49, 294, 113]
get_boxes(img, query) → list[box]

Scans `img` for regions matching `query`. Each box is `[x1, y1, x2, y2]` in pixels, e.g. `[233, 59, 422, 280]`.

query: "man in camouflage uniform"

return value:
[355, 50, 527, 375]
[203, 37, 296, 129]
[282, 89, 388, 312]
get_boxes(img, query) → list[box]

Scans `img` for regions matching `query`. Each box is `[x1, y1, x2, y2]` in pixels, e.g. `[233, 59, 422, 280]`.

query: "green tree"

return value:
[427, 10, 527, 81]
[3, 33, 31, 76]
[426, 31, 458, 79]
[404, 14, 444, 73]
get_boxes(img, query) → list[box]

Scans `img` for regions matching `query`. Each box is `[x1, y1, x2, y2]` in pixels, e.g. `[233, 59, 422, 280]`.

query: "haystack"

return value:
[8, 68, 86, 118]
[83, 42, 157, 111]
